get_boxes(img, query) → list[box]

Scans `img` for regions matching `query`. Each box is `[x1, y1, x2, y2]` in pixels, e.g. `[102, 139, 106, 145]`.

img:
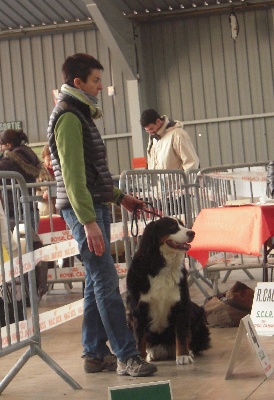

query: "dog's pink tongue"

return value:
[166, 240, 191, 251]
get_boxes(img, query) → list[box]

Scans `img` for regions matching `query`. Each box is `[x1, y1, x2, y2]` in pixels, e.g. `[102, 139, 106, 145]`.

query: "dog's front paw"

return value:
[176, 355, 194, 365]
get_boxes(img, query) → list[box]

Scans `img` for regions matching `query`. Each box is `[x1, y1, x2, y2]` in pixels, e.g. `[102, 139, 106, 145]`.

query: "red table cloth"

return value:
[188, 205, 274, 267]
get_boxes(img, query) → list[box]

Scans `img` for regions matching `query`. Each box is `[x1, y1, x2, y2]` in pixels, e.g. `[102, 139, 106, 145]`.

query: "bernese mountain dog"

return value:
[126, 216, 210, 365]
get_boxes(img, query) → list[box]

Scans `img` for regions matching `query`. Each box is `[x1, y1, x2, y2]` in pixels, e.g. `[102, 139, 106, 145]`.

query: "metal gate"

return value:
[119, 169, 212, 297]
[194, 161, 271, 294]
[0, 171, 81, 394]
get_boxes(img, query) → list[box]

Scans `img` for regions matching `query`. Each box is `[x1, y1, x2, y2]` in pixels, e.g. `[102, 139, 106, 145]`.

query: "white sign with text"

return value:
[251, 282, 274, 336]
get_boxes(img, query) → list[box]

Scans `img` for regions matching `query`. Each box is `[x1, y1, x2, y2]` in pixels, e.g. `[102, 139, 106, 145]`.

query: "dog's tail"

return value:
[190, 301, 211, 354]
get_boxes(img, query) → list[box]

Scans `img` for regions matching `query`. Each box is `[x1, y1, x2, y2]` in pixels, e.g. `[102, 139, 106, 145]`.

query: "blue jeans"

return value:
[61, 204, 139, 362]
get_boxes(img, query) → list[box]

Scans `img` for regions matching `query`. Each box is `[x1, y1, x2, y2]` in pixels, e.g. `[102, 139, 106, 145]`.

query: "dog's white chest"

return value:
[140, 266, 182, 333]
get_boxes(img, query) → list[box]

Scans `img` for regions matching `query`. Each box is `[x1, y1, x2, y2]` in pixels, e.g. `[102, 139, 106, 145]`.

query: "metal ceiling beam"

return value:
[83, 1, 144, 158]
[83, 0, 136, 80]
[125, 1, 274, 22]
[0, 20, 96, 39]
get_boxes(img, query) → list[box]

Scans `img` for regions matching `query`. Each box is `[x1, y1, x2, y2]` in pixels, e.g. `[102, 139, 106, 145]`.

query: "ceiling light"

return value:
[156, 7, 161, 12]
[133, 10, 138, 14]
[204, 1, 208, 5]
[216, 0, 220, 4]
[180, 4, 185, 8]
[169, 6, 173, 10]
[145, 9, 149, 13]
[192, 3, 197, 7]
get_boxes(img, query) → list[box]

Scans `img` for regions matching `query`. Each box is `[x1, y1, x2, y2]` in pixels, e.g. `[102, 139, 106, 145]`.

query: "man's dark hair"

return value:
[140, 109, 162, 127]
[62, 53, 104, 86]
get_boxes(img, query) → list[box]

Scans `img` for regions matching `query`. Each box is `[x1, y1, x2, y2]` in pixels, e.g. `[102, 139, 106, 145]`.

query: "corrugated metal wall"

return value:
[0, 7, 273, 173]
[137, 8, 274, 168]
[0, 27, 133, 175]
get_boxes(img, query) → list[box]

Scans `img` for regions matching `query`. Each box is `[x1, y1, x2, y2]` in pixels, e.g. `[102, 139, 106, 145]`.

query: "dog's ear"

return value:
[136, 220, 159, 256]
[132, 219, 165, 274]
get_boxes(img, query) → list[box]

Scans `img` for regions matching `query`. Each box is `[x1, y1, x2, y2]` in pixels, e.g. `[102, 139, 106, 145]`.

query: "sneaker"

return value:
[83, 354, 117, 373]
[117, 355, 157, 377]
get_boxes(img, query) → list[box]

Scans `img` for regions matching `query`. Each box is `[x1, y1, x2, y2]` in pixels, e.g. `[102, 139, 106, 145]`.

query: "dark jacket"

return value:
[0, 145, 41, 182]
[0, 145, 41, 219]
[47, 93, 114, 210]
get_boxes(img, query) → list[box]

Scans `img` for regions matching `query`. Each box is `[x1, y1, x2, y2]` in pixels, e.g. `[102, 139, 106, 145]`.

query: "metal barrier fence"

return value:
[0, 171, 81, 393]
[21, 170, 212, 297]
[27, 162, 272, 298]
[0, 179, 129, 293]
[118, 163, 271, 297]
[193, 161, 271, 293]
[119, 169, 212, 297]
[0, 180, 82, 292]
[195, 161, 269, 209]
[3, 162, 270, 311]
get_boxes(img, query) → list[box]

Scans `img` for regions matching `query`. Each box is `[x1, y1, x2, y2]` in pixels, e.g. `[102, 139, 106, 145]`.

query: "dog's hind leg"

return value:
[189, 302, 211, 354]
[173, 301, 194, 364]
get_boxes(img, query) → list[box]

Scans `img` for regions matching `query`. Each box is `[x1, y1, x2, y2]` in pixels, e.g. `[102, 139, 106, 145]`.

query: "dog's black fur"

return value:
[126, 217, 210, 364]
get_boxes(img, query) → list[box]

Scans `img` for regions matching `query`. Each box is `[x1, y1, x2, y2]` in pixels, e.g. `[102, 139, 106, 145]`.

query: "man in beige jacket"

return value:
[140, 109, 199, 171]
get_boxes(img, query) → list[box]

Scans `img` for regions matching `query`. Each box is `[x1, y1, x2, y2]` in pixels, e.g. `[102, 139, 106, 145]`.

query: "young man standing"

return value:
[47, 53, 157, 377]
[140, 109, 199, 172]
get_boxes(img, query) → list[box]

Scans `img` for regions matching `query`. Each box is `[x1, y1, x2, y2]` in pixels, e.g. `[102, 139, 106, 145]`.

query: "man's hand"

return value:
[120, 194, 144, 213]
[84, 221, 105, 256]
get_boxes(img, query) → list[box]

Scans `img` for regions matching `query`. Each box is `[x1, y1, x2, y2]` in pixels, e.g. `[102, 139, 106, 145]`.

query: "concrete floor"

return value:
[1, 267, 274, 400]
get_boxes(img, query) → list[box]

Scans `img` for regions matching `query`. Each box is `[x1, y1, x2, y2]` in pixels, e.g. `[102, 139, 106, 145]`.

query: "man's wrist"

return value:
[117, 192, 125, 206]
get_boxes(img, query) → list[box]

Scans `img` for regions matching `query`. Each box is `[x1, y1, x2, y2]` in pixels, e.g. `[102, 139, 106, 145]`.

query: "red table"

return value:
[188, 204, 274, 281]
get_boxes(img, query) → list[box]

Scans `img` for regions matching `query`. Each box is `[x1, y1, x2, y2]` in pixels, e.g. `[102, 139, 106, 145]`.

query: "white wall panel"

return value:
[20, 38, 38, 143]
[0, 41, 15, 121]
[41, 36, 59, 115]
[31, 36, 51, 142]
[174, 22, 195, 120]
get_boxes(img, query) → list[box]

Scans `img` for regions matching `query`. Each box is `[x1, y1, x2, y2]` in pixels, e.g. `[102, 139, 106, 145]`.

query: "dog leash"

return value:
[131, 201, 162, 237]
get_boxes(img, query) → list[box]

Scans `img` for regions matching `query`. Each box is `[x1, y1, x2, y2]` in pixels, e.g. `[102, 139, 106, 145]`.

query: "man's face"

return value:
[144, 118, 163, 135]
[74, 68, 103, 97]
